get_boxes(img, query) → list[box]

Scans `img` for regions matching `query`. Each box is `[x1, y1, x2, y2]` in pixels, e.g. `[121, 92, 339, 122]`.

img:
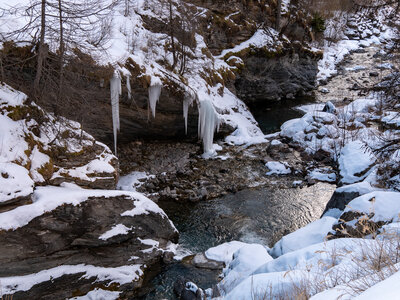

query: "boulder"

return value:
[0, 189, 178, 299]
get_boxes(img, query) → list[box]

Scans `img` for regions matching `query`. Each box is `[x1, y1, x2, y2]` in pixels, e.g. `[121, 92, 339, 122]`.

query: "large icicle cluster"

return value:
[183, 93, 194, 134]
[110, 71, 121, 155]
[198, 99, 220, 157]
[148, 76, 162, 118]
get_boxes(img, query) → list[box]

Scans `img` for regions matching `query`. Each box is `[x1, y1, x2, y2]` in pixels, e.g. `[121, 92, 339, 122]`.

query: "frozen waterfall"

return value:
[148, 76, 162, 118]
[110, 71, 121, 155]
[198, 99, 220, 157]
[183, 94, 194, 134]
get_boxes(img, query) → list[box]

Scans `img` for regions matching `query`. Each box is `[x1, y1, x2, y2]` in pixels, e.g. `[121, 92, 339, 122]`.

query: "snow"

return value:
[117, 171, 150, 192]
[217, 244, 273, 296]
[354, 270, 400, 299]
[0, 83, 27, 106]
[0, 162, 34, 203]
[338, 141, 376, 184]
[309, 168, 336, 182]
[219, 29, 282, 59]
[335, 181, 376, 194]
[110, 71, 122, 155]
[0, 184, 170, 231]
[69, 288, 120, 300]
[205, 241, 248, 266]
[29, 146, 51, 183]
[265, 161, 291, 175]
[0, 264, 143, 295]
[99, 224, 131, 240]
[198, 98, 220, 157]
[344, 191, 400, 223]
[270, 216, 337, 257]
[148, 76, 162, 118]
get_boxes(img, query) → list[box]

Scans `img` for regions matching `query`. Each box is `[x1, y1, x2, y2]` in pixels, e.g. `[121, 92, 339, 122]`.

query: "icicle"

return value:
[148, 76, 162, 118]
[198, 99, 220, 157]
[183, 94, 193, 134]
[110, 71, 121, 155]
[126, 74, 131, 100]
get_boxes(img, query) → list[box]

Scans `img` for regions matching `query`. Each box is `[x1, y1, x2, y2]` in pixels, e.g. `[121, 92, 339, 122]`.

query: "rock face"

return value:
[235, 49, 319, 104]
[0, 191, 178, 299]
[0, 84, 179, 299]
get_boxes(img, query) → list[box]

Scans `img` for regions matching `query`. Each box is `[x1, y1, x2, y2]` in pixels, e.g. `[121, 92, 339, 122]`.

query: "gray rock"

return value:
[0, 194, 178, 299]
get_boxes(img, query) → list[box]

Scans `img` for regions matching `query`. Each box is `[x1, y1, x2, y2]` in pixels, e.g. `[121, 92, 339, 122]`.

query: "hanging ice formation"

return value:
[148, 76, 162, 118]
[198, 99, 220, 157]
[126, 75, 131, 100]
[183, 93, 194, 134]
[110, 71, 121, 155]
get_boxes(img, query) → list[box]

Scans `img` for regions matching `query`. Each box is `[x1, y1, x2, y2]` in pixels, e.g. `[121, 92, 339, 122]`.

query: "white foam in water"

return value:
[148, 76, 162, 118]
[110, 71, 121, 155]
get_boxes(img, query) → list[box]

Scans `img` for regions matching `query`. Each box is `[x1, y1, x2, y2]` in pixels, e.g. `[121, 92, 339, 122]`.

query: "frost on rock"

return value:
[197, 98, 220, 157]
[148, 76, 162, 118]
[183, 94, 194, 134]
[110, 71, 122, 155]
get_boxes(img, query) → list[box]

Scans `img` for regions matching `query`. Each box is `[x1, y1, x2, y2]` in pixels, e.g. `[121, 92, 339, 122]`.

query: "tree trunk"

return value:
[169, 0, 177, 69]
[275, 0, 282, 31]
[33, 0, 46, 97]
[57, 0, 64, 105]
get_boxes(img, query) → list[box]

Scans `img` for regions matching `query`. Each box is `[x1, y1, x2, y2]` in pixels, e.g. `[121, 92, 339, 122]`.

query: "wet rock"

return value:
[369, 71, 379, 77]
[235, 49, 319, 104]
[322, 101, 336, 113]
[174, 278, 204, 300]
[189, 253, 225, 270]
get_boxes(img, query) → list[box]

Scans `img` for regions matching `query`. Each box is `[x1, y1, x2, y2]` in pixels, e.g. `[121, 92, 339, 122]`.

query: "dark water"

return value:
[249, 97, 314, 134]
[142, 183, 335, 299]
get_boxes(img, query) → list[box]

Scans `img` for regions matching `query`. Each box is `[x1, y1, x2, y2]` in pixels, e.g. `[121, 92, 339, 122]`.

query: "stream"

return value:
[142, 183, 335, 299]
[136, 94, 338, 299]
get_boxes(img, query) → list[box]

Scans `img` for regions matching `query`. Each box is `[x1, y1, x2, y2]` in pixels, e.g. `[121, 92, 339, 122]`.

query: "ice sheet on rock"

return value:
[270, 216, 337, 257]
[0, 162, 34, 203]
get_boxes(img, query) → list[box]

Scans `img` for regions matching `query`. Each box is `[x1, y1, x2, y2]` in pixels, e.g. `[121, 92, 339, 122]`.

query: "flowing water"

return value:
[249, 96, 314, 134]
[142, 183, 335, 299]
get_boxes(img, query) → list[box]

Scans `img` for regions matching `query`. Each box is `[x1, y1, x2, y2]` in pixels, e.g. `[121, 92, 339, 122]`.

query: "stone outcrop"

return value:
[0, 192, 178, 299]
[234, 46, 320, 104]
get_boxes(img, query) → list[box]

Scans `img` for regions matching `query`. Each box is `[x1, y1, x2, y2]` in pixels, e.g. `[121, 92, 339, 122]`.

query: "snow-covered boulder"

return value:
[0, 83, 118, 211]
[330, 191, 400, 239]
[338, 141, 376, 184]
[0, 162, 34, 210]
[0, 184, 178, 299]
[323, 181, 377, 213]
[270, 216, 337, 257]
